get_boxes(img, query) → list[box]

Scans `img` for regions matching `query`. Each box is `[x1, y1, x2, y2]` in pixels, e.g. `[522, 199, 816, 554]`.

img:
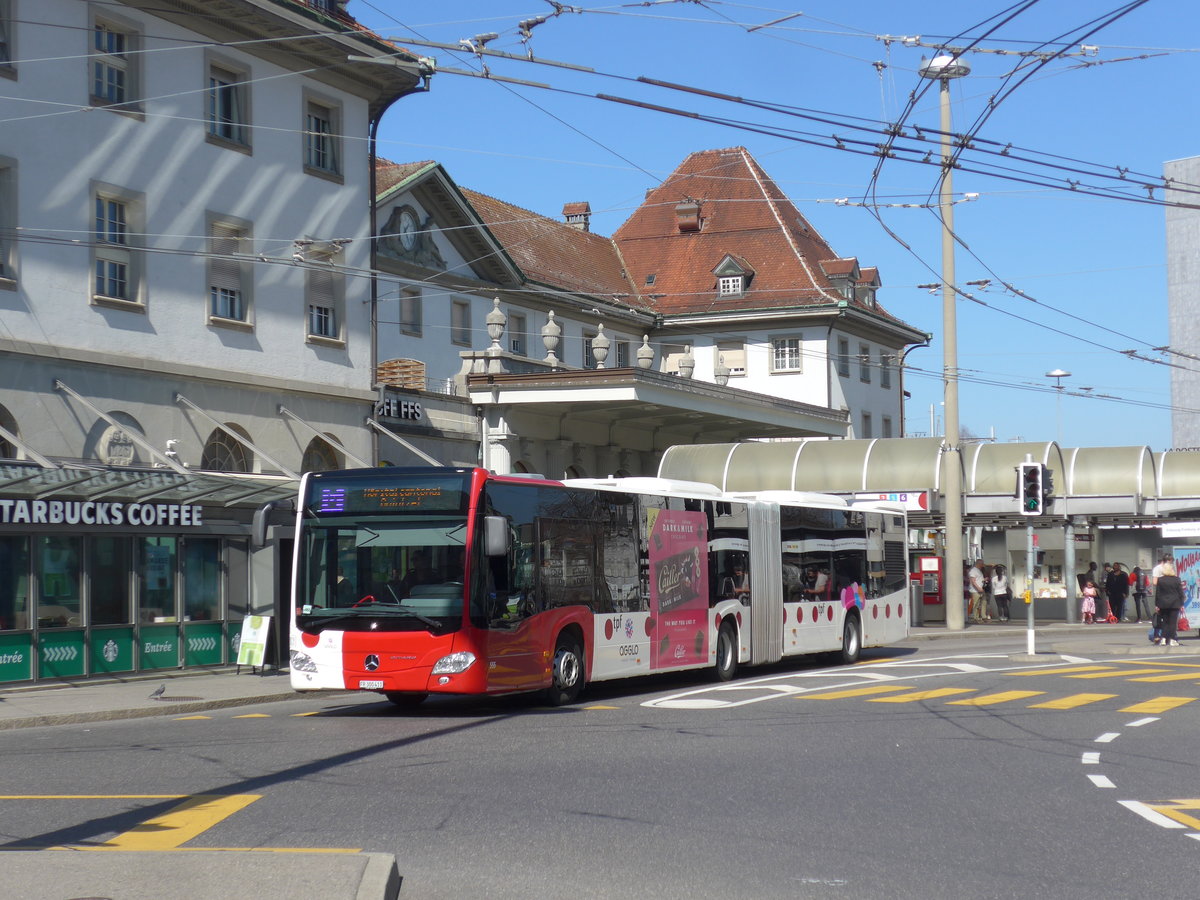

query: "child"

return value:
[1081, 579, 1097, 624]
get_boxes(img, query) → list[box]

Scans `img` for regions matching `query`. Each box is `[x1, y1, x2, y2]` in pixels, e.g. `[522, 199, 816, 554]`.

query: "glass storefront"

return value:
[0, 462, 296, 684]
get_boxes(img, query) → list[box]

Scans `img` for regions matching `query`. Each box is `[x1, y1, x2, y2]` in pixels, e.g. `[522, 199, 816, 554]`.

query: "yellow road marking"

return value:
[803, 685, 916, 700]
[175, 715, 211, 720]
[1129, 672, 1200, 682]
[584, 705, 620, 710]
[1066, 668, 1172, 679]
[1148, 800, 1200, 830]
[233, 713, 271, 718]
[100, 794, 260, 851]
[292, 712, 320, 717]
[1007, 666, 1115, 676]
[1120, 696, 1197, 714]
[869, 688, 975, 703]
[1028, 693, 1117, 709]
[946, 690, 1044, 706]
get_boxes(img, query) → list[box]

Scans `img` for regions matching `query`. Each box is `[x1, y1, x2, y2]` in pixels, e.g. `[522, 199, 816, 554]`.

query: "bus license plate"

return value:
[359, 680, 384, 690]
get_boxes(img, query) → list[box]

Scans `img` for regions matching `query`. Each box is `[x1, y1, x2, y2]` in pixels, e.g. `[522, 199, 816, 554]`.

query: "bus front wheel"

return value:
[714, 620, 737, 681]
[840, 614, 862, 664]
[546, 633, 584, 706]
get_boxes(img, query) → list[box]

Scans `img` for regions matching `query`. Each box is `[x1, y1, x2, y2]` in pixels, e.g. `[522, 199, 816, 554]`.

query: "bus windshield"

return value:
[297, 516, 468, 633]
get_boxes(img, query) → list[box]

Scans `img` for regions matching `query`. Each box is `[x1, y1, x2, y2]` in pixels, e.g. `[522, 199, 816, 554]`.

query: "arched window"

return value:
[301, 436, 341, 473]
[200, 424, 251, 472]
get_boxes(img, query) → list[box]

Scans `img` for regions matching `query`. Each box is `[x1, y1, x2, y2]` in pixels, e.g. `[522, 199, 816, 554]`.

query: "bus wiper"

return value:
[305, 607, 444, 632]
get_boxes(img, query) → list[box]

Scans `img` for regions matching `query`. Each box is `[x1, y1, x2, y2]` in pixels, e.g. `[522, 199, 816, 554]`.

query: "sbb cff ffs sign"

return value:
[1019, 462, 1053, 516]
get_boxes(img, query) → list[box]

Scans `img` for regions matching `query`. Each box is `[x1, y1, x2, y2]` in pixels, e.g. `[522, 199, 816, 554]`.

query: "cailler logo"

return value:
[364, 654, 380, 671]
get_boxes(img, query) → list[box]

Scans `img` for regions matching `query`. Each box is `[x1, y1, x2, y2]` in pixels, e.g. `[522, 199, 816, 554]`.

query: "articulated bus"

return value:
[288, 467, 909, 706]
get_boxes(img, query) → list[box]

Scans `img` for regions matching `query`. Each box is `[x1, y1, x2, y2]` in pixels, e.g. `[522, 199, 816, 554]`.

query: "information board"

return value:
[236, 615, 271, 667]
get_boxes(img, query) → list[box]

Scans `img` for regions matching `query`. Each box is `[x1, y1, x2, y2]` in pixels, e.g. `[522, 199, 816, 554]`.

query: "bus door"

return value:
[481, 522, 547, 692]
[746, 500, 783, 666]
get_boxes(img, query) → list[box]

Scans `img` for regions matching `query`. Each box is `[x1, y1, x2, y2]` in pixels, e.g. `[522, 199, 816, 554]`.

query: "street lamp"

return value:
[1046, 368, 1071, 444]
[919, 53, 970, 631]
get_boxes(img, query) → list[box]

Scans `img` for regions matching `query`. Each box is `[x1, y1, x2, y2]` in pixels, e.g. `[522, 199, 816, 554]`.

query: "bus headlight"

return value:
[431, 651, 476, 675]
[289, 650, 318, 673]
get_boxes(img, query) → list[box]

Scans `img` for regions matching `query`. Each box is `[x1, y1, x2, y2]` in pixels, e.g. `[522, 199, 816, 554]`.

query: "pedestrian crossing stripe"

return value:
[802, 685, 917, 700]
[1066, 668, 1172, 679]
[946, 690, 1045, 706]
[1008, 666, 1116, 676]
[869, 688, 976, 703]
[1029, 693, 1117, 709]
[1119, 696, 1197, 714]
[1129, 672, 1200, 682]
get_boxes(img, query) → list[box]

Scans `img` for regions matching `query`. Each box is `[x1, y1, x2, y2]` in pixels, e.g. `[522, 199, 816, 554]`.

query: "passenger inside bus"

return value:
[721, 562, 750, 602]
[804, 565, 830, 601]
[398, 551, 439, 598]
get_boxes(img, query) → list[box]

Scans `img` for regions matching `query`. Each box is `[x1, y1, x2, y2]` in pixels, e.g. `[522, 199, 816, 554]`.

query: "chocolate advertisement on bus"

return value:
[647, 508, 709, 669]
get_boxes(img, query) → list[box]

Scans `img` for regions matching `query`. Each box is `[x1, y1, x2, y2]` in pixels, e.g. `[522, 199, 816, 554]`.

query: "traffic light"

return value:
[1020, 462, 1044, 515]
[1042, 467, 1055, 501]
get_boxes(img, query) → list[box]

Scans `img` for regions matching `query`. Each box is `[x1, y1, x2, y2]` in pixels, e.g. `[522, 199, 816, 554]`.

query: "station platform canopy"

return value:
[657, 439, 1200, 528]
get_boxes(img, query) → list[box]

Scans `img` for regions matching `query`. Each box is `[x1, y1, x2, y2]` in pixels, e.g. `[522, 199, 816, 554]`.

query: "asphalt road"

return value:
[3, 637, 1198, 899]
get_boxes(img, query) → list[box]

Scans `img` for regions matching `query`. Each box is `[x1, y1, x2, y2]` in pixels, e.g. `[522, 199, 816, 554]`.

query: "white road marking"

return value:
[1082, 752, 1101, 765]
[1119, 800, 1187, 829]
[1088, 774, 1116, 788]
[1094, 732, 1119, 743]
[1126, 716, 1159, 727]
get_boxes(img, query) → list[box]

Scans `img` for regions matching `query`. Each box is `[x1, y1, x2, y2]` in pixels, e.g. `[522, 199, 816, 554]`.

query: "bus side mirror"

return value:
[252, 498, 295, 549]
[484, 516, 509, 557]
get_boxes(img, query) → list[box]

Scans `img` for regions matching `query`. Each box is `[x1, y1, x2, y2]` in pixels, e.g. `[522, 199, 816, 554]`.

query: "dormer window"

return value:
[718, 275, 744, 296]
[712, 254, 753, 299]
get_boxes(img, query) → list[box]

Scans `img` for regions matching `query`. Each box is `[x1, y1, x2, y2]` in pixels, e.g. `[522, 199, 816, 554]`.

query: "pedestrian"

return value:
[1080, 579, 1097, 624]
[1151, 553, 1171, 587]
[1097, 562, 1113, 621]
[991, 564, 1012, 622]
[1130, 566, 1150, 624]
[968, 559, 986, 623]
[1153, 561, 1185, 646]
[1106, 562, 1129, 622]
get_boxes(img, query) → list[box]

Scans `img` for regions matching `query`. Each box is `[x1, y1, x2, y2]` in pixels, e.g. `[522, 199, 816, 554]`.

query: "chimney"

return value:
[562, 201, 591, 232]
[675, 199, 701, 233]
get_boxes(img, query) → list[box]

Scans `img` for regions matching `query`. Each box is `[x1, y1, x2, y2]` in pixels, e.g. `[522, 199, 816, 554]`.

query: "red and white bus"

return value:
[287, 467, 909, 706]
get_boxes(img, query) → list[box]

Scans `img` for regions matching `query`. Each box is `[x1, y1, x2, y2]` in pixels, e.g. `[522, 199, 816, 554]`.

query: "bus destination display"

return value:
[309, 476, 467, 515]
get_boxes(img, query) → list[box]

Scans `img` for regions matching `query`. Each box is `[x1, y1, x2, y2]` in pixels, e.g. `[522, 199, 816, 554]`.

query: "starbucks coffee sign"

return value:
[0, 498, 204, 528]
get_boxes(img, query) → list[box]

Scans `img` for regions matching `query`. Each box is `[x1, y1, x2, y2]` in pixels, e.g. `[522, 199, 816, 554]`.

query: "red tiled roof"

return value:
[375, 159, 437, 195]
[462, 189, 640, 301]
[613, 147, 862, 315]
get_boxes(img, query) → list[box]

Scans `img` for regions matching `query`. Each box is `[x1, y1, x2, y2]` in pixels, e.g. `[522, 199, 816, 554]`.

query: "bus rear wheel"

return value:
[714, 620, 737, 681]
[385, 692, 428, 709]
[840, 614, 862, 664]
[546, 633, 584, 706]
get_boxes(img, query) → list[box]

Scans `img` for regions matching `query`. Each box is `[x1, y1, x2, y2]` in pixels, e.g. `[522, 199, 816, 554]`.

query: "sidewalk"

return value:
[0, 620, 1191, 900]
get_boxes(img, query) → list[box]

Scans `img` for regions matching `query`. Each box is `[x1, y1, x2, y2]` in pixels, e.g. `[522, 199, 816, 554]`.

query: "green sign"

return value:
[39, 630, 86, 679]
[139, 624, 179, 670]
[183, 622, 224, 666]
[90, 628, 135, 675]
[236, 615, 271, 667]
[0, 632, 33, 683]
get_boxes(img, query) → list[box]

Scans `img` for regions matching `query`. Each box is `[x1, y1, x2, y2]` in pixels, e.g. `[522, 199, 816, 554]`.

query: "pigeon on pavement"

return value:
[148, 683, 166, 700]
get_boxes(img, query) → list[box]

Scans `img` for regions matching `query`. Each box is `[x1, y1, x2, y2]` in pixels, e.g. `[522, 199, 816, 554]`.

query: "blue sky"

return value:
[353, 1, 1196, 450]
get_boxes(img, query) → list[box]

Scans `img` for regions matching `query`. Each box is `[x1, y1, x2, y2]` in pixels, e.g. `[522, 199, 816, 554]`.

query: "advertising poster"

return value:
[647, 508, 709, 670]
[236, 615, 271, 667]
[1172, 548, 1200, 626]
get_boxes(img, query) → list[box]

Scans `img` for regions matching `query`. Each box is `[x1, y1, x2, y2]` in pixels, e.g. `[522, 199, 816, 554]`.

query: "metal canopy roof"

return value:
[467, 368, 849, 445]
[0, 463, 297, 511]
[658, 439, 1200, 527]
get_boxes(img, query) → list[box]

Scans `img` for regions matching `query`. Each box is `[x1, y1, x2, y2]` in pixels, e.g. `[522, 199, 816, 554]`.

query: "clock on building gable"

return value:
[381, 203, 445, 269]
